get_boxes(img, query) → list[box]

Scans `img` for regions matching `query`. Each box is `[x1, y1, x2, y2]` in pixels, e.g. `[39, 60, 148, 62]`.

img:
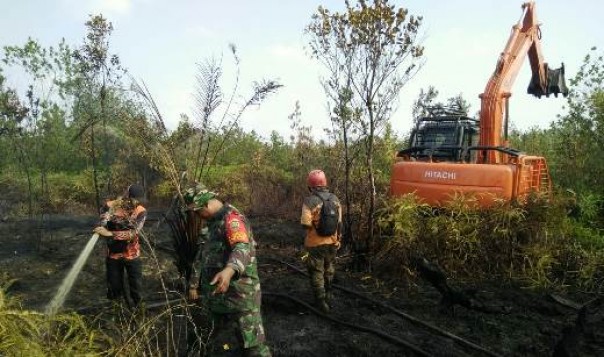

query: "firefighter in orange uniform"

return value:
[300, 170, 342, 313]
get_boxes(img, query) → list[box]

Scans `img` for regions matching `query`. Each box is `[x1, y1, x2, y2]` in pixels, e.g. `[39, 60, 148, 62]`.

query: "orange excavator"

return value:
[390, 1, 568, 207]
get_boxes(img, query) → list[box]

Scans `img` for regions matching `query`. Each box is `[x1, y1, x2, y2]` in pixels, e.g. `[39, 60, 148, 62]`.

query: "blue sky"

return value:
[1, 0, 602, 140]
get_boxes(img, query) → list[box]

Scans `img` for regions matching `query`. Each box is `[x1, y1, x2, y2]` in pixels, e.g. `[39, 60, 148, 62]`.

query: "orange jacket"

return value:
[300, 189, 341, 248]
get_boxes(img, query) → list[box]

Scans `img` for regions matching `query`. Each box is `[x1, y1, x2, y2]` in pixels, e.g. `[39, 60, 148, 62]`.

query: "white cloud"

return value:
[268, 44, 307, 62]
[158, 86, 194, 129]
[185, 25, 215, 39]
[96, 0, 132, 15]
[59, 0, 133, 18]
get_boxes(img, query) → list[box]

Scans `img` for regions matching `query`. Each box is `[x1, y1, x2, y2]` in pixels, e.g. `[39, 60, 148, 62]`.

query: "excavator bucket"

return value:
[528, 63, 569, 98]
[546, 63, 569, 97]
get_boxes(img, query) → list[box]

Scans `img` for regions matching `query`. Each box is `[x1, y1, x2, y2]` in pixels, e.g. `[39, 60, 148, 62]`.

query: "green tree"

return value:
[0, 72, 31, 212]
[0, 71, 27, 139]
[549, 47, 604, 194]
[2, 38, 79, 215]
[411, 85, 439, 119]
[412, 86, 471, 119]
[307, 0, 424, 255]
[266, 130, 291, 169]
[71, 14, 125, 209]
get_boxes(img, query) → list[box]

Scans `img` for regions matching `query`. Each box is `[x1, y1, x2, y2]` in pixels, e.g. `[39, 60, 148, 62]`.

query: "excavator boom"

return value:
[480, 1, 568, 162]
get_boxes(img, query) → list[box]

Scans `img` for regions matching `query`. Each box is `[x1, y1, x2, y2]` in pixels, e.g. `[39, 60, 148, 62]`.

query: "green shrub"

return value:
[374, 193, 604, 292]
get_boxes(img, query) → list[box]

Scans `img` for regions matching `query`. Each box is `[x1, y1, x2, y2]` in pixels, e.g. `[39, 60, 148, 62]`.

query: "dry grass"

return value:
[0, 274, 112, 356]
[374, 193, 604, 292]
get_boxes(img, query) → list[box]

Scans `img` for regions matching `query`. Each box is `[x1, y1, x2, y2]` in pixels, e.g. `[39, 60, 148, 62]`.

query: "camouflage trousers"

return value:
[306, 244, 337, 303]
[205, 310, 271, 357]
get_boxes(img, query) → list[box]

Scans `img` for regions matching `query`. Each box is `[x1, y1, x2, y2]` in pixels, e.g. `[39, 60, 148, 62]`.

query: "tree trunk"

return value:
[90, 123, 101, 212]
[100, 82, 111, 195]
[13, 138, 33, 216]
[366, 113, 376, 261]
[342, 120, 353, 250]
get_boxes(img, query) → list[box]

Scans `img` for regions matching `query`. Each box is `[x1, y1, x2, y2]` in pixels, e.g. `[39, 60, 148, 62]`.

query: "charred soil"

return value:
[1, 213, 602, 356]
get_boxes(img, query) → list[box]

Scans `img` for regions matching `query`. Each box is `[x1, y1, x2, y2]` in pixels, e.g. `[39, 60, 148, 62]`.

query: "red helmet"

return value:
[307, 169, 327, 188]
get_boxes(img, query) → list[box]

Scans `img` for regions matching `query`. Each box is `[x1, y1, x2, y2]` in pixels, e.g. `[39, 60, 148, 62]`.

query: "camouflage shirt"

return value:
[100, 198, 147, 260]
[190, 204, 262, 314]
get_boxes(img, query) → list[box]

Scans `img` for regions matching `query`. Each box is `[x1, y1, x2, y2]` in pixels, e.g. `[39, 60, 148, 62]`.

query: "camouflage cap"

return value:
[183, 184, 217, 209]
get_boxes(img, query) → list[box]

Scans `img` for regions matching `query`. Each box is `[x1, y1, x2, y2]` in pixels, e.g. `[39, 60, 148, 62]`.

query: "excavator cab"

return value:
[527, 63, 569, 98]
[398, 106, 480, 162]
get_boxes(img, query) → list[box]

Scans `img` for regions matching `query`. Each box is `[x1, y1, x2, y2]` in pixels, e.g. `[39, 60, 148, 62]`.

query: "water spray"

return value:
[46, 233, 100, 315]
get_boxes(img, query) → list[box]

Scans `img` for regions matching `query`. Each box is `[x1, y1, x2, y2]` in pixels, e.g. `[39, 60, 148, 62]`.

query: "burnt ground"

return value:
[1, 212, 603, 357]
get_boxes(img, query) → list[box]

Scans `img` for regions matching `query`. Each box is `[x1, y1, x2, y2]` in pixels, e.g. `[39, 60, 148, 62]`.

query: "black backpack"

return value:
[313, 192, 339, 236]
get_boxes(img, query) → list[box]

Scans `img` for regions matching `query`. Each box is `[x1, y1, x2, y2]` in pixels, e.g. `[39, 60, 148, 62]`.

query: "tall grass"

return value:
[0, 244, 211, 356]
[375, 193, 604, 292]
[0, 275, 112, 356]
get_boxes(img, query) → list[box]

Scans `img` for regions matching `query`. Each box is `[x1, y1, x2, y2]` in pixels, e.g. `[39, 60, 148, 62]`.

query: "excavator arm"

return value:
[479, 1, 568, 163]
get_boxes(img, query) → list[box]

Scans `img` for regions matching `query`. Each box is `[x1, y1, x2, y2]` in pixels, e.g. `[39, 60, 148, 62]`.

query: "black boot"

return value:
[314, 289, 330, 313]
[325, 290, 333, 308]
[317, 298, 330, 314]
[325, 281, 333, 308]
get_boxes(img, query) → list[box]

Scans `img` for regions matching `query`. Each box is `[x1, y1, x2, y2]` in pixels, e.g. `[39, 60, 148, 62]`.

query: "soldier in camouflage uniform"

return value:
[184, 185, 271, 357]
[301, 170, 342, 314]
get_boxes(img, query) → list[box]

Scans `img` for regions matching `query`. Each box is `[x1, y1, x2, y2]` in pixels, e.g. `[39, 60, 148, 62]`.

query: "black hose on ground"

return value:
[263, 291, 431, 357]
[265, 255, 502, 357]
[73, 293, 430, 355]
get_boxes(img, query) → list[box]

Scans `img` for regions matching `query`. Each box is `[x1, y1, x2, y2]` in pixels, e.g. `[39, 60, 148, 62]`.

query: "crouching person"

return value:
[184, 185, 271, 357]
